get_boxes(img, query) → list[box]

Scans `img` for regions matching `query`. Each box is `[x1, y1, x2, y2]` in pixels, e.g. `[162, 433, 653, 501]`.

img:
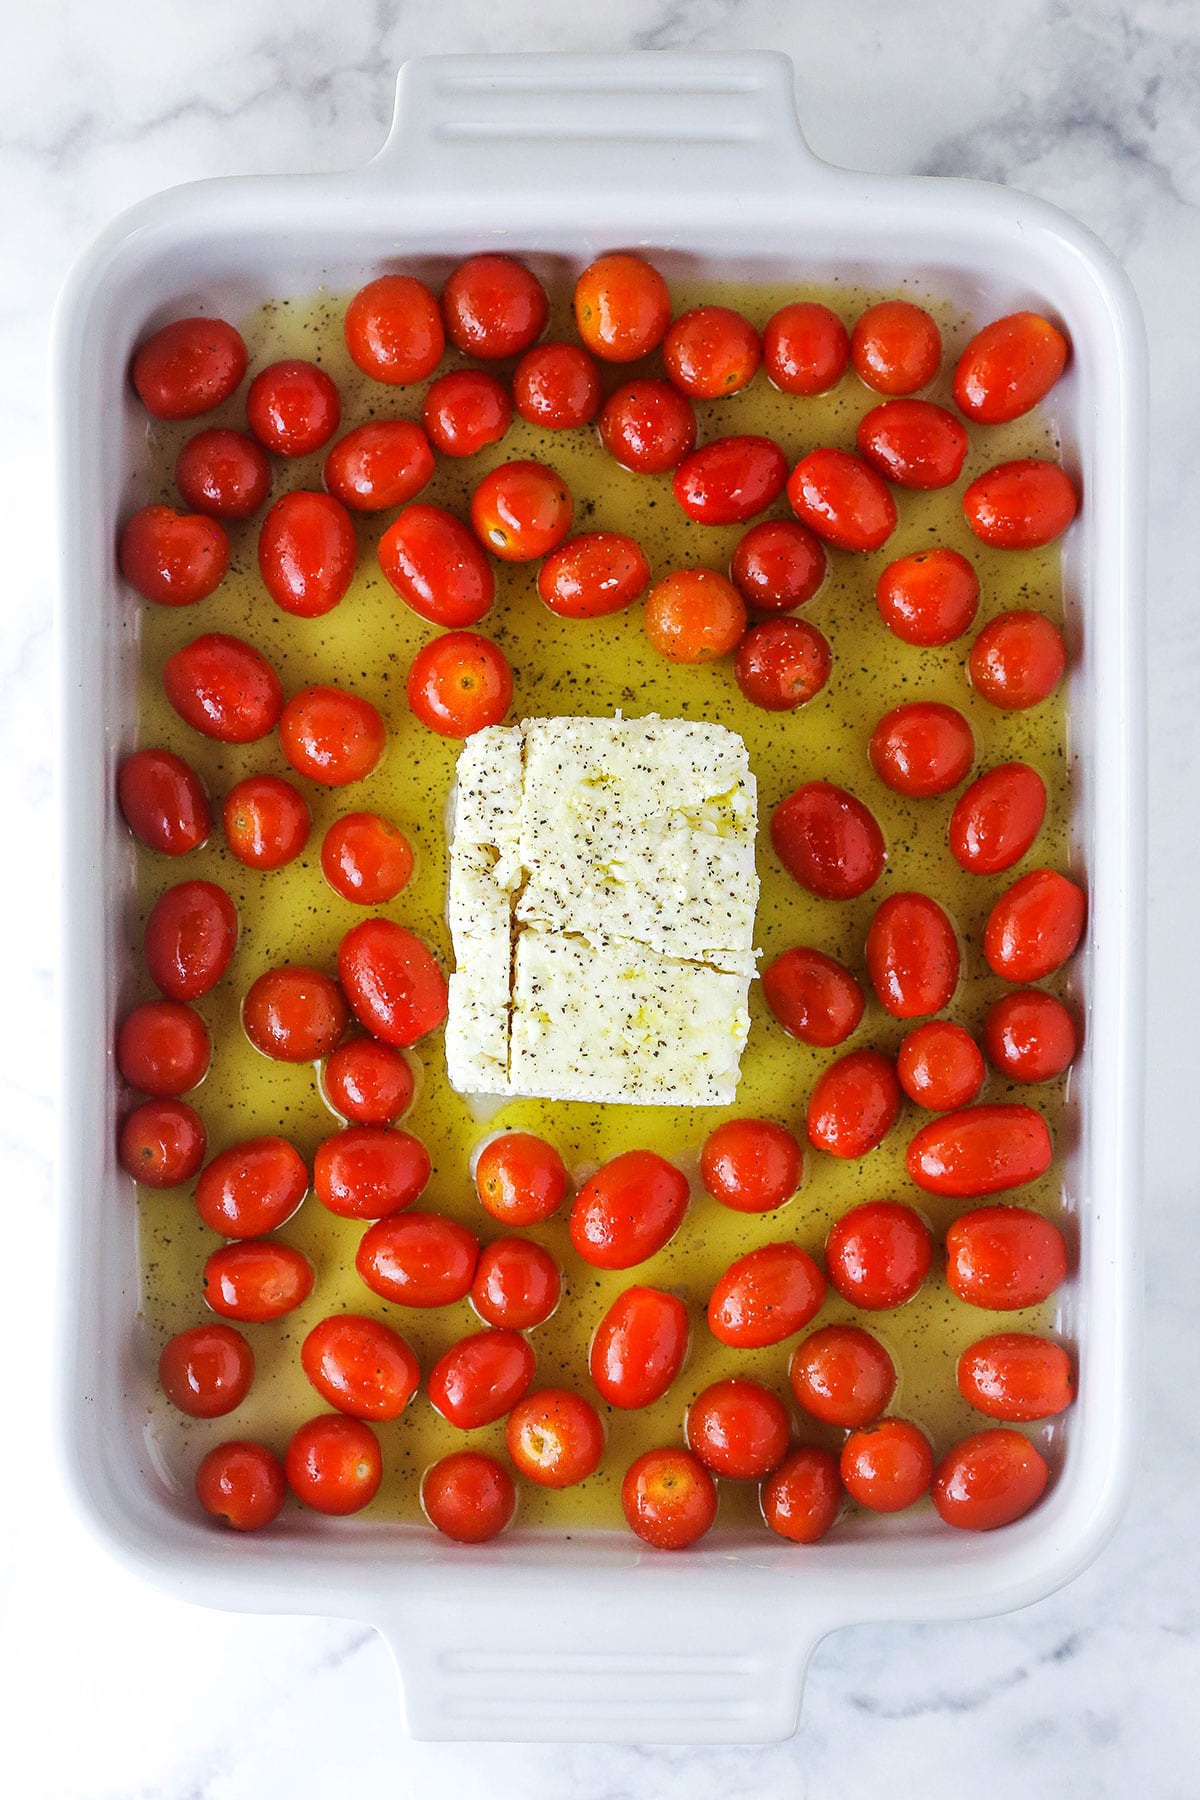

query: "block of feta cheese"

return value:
[444, 714, 758, 1106]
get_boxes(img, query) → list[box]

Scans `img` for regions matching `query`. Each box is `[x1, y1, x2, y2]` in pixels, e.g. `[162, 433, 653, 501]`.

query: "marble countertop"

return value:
[7, 1, 1199, 1793]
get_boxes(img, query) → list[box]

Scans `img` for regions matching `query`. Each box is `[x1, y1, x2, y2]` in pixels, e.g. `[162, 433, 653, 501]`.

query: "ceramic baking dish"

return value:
[55, 51, 1147, 1743]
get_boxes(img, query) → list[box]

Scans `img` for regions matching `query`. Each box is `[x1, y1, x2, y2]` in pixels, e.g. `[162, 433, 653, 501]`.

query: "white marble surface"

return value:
[6, 0, 1199, 1793]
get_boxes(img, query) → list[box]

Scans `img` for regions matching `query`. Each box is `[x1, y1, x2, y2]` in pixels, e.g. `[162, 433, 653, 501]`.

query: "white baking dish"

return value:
[55, 51, 1147, 1743]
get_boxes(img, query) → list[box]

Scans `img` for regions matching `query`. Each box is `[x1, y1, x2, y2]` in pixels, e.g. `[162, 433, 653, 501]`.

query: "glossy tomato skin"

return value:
[569, 1150, 690, 1270]
[470, 1238, 562, 1331]
[964, 459, 1079, 549]
[323, 418, 435, 510]
[159, 1323, 253, 1418]
[194, 1136, 308, 1237]
[301, 1314, 420, 1420]
[734, 618, 831, 711]
[470, 460, 573, 562]
[622, 1450, 718, 1550]
[321, 812, 413, 905]
[707, 1243, 826, 1349]
[984, 990, 1077, 1083]
[195, 1440, 286, 1531]
[950, 763, 1047, 875]
[118, 748, 211, 855]
[789, 1324, 896, 1428]
[840, 1418, 934, 1511]
[730, 519, 826, 612]
[700, 1118, 803, 1214]
[826, 1201, 933, 1310]
[598, 378, 696, 473]
[506, 1389, 605, 1488]
[356, 1210, 479, 1308]
[222, 774, 310, 870]
[970, 611, 1067, 709]
[865, 891, 960, 1018]
[856, 400, 968, 489]
[663, 306, 761, 398]
[344, 275, 444, 385]
[850, 301, 941, 394]
[932, 1429, 1049, 1530]
[428, 1329, 536, 1429]
[163, 633, 283, 744]
[422, 1451, 516, 1543]
[247, 359, 341, 456]
[407, 631, 513, 737]
[176, 429, 270, 519]
[644, 569, 747, 663]
[203, 1240, 314, 1323]
[258, 490, 356, 618]
[338, 919, 448, 1047]
[537, 532, 650, 620]
[908, 1105, 1054, 1198]
[285, 1414, 382, 1515]
[954, 312, 1069, 424]
[513, 343, 602, 428]
[870, 701, 974, 797]
[145, 880, 237, 1001]
[118, 1097, 207, 1187]
[946, 1205, 1068, 1308]
[242, 966, 347, 1062]
[875, 548, 980, 646]
[589, 1286, 690, 1410]
[958, 1333, 1074, 1421]
[132, 317, 248, 420]
[760, 1446, 843, 1543]
[763, 302, 850, 395]
[574, 254, 671, 362]
[116, 1000, 211, 1097]
[475, 1132, 569, 1227]
[313, 1124, 430, 1219]
[787, 448, 897, 552]
[897, 1020, 986, 1110]
[280, 685, 386, 785]
[807, 1049, 901, 1159]
[442, 254, 548, 359]
[322, 1038, 414, 1125]
[119, 505, 230, 606]
[686, 1378, 791, 1480]
[422, 370, 513, 457]
[760, 946, 865, 1048]
[378, 503, 495, 627]
[771, 780, 886, 900]
[984, 869, 1086, 981]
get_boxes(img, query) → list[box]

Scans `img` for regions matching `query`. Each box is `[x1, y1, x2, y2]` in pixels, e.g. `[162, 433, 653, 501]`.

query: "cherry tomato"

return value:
[789, 1324, 896, 1428]
[506, 1389, 605, 1488]
[337, 918, 448, 1047]
[897, 1020, 985, 1110]
[406, 630, 513, 737]
[421, 370, 513, 457]
[760, 1446, 842, 1543]
[285, 1414, 382, 1515]
[159, 1323, 253, 1418]
[470, 460, 573, 562]
[356, 1210, 479, 1307]
[807, 1049, 901, 1159]
[598, 378, 696, 473]
[322, 1038, 414, 1124]
[954, 312, 1069, 424]
[203, 1240, 314, 1322]
[730, 519, 826, 613]
[856, 399, 968, 489]
[663, 306, 761, 397]
[622, 1449, 718, 1550]
[983, 869, 1086, 981]
[734, 618, 831, 711]
[222, 774, 310, 871]
[945, 1204, 1068, 1307]
[119, 505, 230, 606]
[574, 253, 671, 362]
[569, 1149, 690, 1270]
[589, 1285, 689, 1410]
[475, 1132, 569, 1226]
[686, 1378, 790, 1480]
[195, 1440, 286, 1531]
[850, 301, 941, 394]
[870, 701, 974, 797]
[932, 1429, 1049, 1530]
[313, 1123, 430, 1219]
[673, 435, 788, 526]
[378, 503, 495, 627]
[324, 419, 435, 510]
[964, 459, 1079, 549]
[144, 879, 237, 1001]
[422, 1451, 516, 1543]
[118, 748, 211, 855]
[707, 1243, 826, 1349]
[908, 1105, 1054, 1199]
[344, 275, 444, 384]
[826, 1201, 933, 1310]
[513, 343, 602, 428]
[865, 891, 959, 1018]
[194, 1136, 308, 1237]
[118, 1096, 207, 1187]
[132, 317, 248, 420]
[950, 763, 1047, 876]
[970, 610, 1066, 709]
[763, 301, 850, 395]
[442, 254, 548, 359]
[537, 532, 650, 620]
[247, 359, 341, 455]
[258, 490, 356, 619]
[984, 990, 1077, 1083]
[163, 633, 283, 744]
[958, 1333, 1074, 1421]
[700, 1118, 802, 1214]
[176, 429, 270, 519]
[280, 685, 386, 785]
[644, 569, 747, 664]
[471, 1238, 562, 1331]
[321, 813, 413, 905]
[761, 945, 865, 1048]
[772, 781, 886, 901]
[840, 1418, 933, 1511]
[243, 966, 347, 1062]
[875, 548, 980, 646]
[428, 1329, 536, 1429]
[301, 1314, 420, 1420]
[117, 1000, 210, 1096]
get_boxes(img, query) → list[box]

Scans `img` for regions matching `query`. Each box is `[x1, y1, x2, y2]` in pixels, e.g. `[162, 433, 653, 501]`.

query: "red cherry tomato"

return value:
[344, 275, 444, 385]
[865, 891, 960, 1018]
[506, 1389, 605, 1488]
[673, 435, 788, 526]
[954, 312, 1069, 424]
[856, 399, 968, 489]
[324, 419, 435, 510]
[475, 1132, 569, 1226]
[840, 1418, 933, 1511]
[789, 443, 898, 551]
[513, 343, 602, 428]
[870, 701, 974, 797]
[574, 254, 671, 362]
[663, 306, 761, 398]
[964, 459, 1079, 549]
[908, 1105, 1054, 1199]
[958, 1333, 1074, 1421]
[429, 1328, 536, 1429]
[984, 990, 1077, 1083]
[825, 1201, 933, 1310]
[470, 460, 573, 562]
[163, 633, 283, 744]
[378, 503, 495, 627]
[851, 301, 941, 394]
[280, 685, 386, 785]
[622, 1449, 718, 1551]
[760, 1446, 843, 1543]
[258, 490, 356, 619]
[301, 1314, 420, 1420]
[322, 1038, 414, 1125]
[806, 1049, 901, 1159]
[470, 1238, 562, 1331]
[422, 370, 513, 458]
[132, 317, 248, 420]
[119, 505, 230, 606]
[932, 1429, 1049, 1530]
[247, 359, 341, 456]
[897, 1020, 985, 1110]
[537, 532, 650, 620]
[772, 780, 886, 901]
[195, 1440, 286, 1532]
[763, 302, 850, 396]
[598, 378, 696, 473]
[442, 254, 548, 359]
[356, 1210, 479, 1307]
[313, 1123, 430, 1219]
[406, 630, 513, 737]
[700, 1118, 802, 1214]
[970, 610, 1066, 709]
[194, 1136, 308, 1238]
[946, 1204, 1068, 1307]
[686, 1378, 790, 1480]
[117, 1000, 211, 1096]
[203, 1240, 314, 1323]
[422, 1451, 516, 1543]
[644, 569, 747, 663]
[118, 1097, 207, 1187]
[285, 1414, 382, 1515]
[589, 1285, 689, 1409]
[569, 1149, 690, 1270]
[761, 945, 865, 1048]
[159, 1323, 253, 1418]
[243, 966, 347, 1062]
[176, 429, 270, 519]
[984, 869, 1086, 981]
[118, 748, 211, 855]
[950, 763, 1047, 875]
[789, 1324, 896, 1428]
[875, 548, 980, 646]
[707, 1242, 826, 1349]
[734, 617, 831, 711]
[321, 813, 413, 905]
[144, 879, 237, 1001]
[337, 918, 448, 1047]
[730, 519, 826, 613]
[222, 774, 310, 871]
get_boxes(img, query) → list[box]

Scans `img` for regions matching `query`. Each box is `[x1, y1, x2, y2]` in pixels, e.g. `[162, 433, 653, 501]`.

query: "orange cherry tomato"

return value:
[144, 879, 237, 1001]
[429, 1328, 536, 1429]
[598, 378, 696, 473]
[707, 1242, 826, 1349]
[574, 253, 671, 362]
[321, 812, 413, 904]
[422, 1451, 516, 1543]
[569, 1149, 690, 1270]
[840, 1418, 933, 1511]
[323, 419, 435, 511]
[406, 630, 512, 737]
[301, 1314, 420, 1420]
[870, 701, 974, 797]
[117, 1000, 211, 1096]
[203, 1240, 314, 1323]
[875, 548, 980, 646]
[789, 1324, 896, 1428]
[700, 1118, 802, 1214]
[984, 990, 1077, 1083]
[421, 370, 513, 457]
[163, 633, 283, 744]
[673, 435, 788, 525]
[442, 254, 548, 359]
[322, 1038, 414, 1125]
[285, 1414, 382, 1515]
[258, 490, 356, 618]
[470, 1238, 561, 1331]
[247, 359, 341, 456]
[132, 316, 248, 420]
[222, 774, 311, 871]
[908, 1105, 1054, 1199]
[195, 1440, 286, 1531]
[826, 1201, 932, 1310]
[176, 429, 270, 519]
[470, 459, 573, 562]
[865, 891, 959, 1018]
[663, 306, 761, 398]
[537, 532, 650, 620]
[589, 1285, 689, 1410]
[686, 1378, 790, 1480]
[932, 1429, 1049, 1530]
[475, 1132, 569, 1226]
[622, 1449, 718, 1550]
[946, 1204, 1068, 1308]
[950, 763, 1046, 875]
[807, 1049, 900, 1159]
[344, 275, 444, 385]
[856, 399, 968, 490]
[763, 302, 850, 396]
[507, 1389, 605, 1488]
[897, 1020, 985, 1110]
[313, 1123, 430, 1219]
[984, 868, 1086, 981]
[194, 1136, 308, 1237]
[772, 780, 886, 901]
[760, 1446, 843, 1543]
[119, 505, 230, 606]
[734, 617, 830, 711]
[970, 610, 1066, 709]
[118, 1096, 207, 1187]
[118, 748, 211, 855]
[761, 945, 865, 1048]
[378, 503, 495, 627]
[243, 966, 347, 1062]
[954, 312, 1069, 425]
[850, 301, 941, 395]
[280, 685, 386, 785]
[958, 1333, 1074, 1421]
[644, 569, 747, 663]
[730, 519, 826, 613]
[337, 918, 448, 1047]
[964, 459, 1079, 549]
[513, 343, 602, 428]
[159, 1323, 253, 1418]
[356, 1210, 479, 1307]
